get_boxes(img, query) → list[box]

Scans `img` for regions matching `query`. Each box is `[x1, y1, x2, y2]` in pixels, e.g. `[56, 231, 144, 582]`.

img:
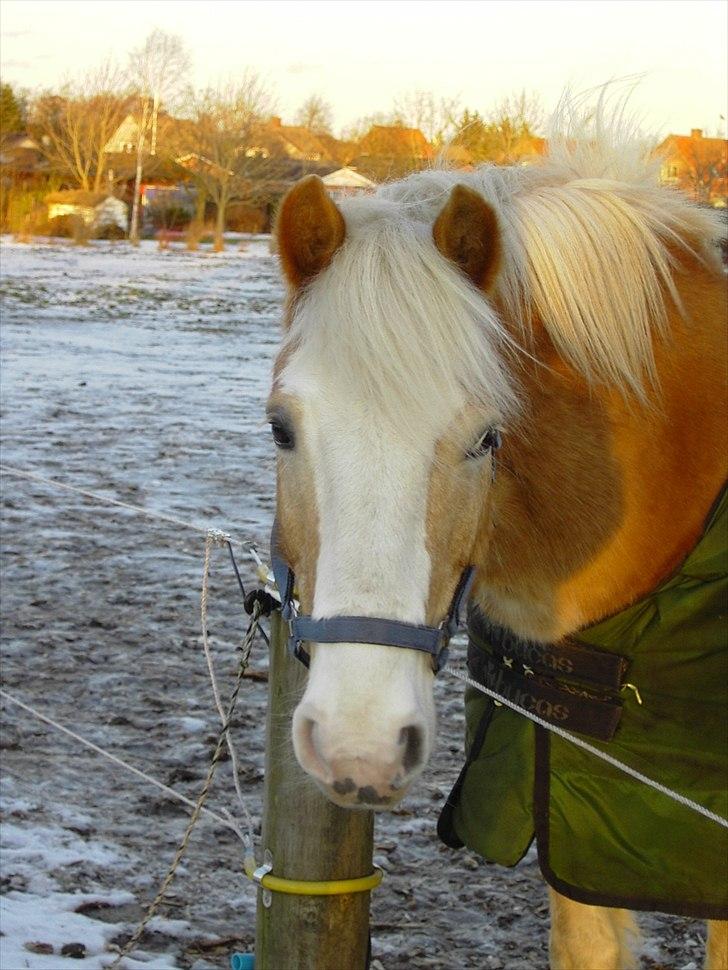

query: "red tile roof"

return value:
[655, 130, 728, 165]
[358, 125, 433, 159]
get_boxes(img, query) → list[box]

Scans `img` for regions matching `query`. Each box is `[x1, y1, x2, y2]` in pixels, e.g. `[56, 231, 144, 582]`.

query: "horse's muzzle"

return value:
[292, 704, 427, 810]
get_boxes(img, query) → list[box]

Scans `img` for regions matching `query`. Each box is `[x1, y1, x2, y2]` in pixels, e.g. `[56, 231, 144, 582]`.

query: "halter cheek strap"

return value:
[270, 526, 474, 673]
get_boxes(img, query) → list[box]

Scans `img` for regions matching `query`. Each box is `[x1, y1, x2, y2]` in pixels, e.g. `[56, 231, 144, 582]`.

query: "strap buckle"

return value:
[287, 611, 312, 668]
[435, 566, 476, 671]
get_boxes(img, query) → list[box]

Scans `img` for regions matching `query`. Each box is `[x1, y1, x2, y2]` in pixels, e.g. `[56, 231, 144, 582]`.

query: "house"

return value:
[358, 125, 433, 161]
[321, 166, 376, 200]
[140, 182, 195, 209]
[315, 132, 359, 167]
[0, 133, 47, 186]
[45, 191, 128, 230]
[0, 133, 49, 230]
[266, 117, 334, 162]
[103, 111, 181, 165]
[0, 133, 44, 169]
[103, 114, 140, 155]
[654, 129, 728, 207]
[353, 125, 434, 181]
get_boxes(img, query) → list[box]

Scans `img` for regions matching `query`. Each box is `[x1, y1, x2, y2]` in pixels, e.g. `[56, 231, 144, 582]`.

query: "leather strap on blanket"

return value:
[468, 611, 629, 742]
[469, 613, 630, 690]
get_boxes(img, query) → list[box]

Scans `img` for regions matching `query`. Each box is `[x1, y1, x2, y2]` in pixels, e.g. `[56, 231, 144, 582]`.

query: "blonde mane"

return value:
[379, 99, 723, 399]
[284, 196, 518, 440]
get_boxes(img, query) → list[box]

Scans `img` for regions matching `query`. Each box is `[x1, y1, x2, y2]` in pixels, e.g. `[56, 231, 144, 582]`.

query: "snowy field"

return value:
[0, 237, 708, 969]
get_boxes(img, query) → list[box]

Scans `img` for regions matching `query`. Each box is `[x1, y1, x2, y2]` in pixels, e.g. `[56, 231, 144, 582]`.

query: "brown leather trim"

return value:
[469, 609, 630, 690]
[468, 647, 623, 742]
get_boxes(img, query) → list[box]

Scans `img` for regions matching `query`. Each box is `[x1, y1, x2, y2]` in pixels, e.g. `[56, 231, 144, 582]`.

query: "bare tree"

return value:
[129, 29, 191, 156]
[340, 112, 394, 144]
[344, 92, 459, 147]
[175, 74, 277, 251]
[487, 90, 544, 163]
[295, 94, 333, 134]
[127, 29, 191, 243]
[450, 91, 545, 166]
[30, 62, 131, 192]
[451, 108, 495, 161]
[679, 138, 728, 206]
[391, 89, 460, 146]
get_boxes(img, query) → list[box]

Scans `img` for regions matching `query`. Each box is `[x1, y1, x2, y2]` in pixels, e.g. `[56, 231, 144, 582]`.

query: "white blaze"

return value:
[280, 354, 459, 787]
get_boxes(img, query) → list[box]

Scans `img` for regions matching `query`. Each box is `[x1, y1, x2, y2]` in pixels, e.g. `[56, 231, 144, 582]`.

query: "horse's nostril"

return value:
[332, 777, 356, 796]
[399, 724, 424, 774]
[293, 714, 332, 784]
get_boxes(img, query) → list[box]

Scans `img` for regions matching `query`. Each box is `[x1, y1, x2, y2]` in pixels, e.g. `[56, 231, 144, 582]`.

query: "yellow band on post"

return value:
[244, 859, 383, 896]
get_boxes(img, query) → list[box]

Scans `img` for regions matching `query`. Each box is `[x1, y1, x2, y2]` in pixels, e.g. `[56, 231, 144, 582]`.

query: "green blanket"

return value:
[439, 488, 728, 918]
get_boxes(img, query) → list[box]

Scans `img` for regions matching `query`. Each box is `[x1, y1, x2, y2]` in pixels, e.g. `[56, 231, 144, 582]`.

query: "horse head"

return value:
[268, 175, 514, 809]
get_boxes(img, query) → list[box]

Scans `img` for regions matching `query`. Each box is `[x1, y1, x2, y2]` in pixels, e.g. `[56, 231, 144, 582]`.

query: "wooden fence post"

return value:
[255, 612, 375, 969]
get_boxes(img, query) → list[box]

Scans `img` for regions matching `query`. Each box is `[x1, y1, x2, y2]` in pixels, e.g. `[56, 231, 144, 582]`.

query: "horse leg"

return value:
[706, 920, 728, 970]
[548, 889, 639, 969]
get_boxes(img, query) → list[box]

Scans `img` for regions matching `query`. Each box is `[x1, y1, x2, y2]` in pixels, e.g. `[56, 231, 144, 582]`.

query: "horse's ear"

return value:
[276, 175, 346, 288]
[433, 184, 501, 291]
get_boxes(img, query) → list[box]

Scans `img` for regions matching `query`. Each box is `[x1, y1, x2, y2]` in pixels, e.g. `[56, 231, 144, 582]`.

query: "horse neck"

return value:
[475, 261, 728, 643]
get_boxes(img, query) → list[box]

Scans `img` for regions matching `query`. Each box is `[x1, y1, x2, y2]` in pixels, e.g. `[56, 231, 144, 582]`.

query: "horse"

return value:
[265, 106, 727, 969]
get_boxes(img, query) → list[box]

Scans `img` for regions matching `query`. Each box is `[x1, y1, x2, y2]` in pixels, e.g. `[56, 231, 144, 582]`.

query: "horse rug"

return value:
[439, 487, 728, 919]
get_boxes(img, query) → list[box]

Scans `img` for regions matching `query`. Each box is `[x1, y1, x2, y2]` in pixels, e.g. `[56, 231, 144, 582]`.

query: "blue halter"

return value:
[270, 527, 475, 673]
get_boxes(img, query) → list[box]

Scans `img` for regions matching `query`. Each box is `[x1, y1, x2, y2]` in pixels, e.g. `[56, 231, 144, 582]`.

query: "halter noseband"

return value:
[270, 529, 475, 673]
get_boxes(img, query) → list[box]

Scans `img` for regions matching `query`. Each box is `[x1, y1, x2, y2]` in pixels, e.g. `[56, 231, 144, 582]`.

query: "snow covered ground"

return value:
[1, 774, 192, 969]
[0, 237, 708, 969]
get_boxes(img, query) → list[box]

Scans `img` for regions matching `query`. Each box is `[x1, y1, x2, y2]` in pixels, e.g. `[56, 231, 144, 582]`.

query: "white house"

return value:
[45, 191, 129, 231]
[321, 167, 376, 200]
[103, 115, 141, 155]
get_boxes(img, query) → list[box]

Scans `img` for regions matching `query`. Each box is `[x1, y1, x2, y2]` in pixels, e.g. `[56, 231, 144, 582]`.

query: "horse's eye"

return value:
[466, 427, 501, 460]
[270, 420, 295, 450]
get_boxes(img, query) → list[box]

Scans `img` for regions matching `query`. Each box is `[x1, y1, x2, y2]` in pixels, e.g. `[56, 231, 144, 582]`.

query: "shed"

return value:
[45, 191, 128, 231]
[321, 167, 376, 199]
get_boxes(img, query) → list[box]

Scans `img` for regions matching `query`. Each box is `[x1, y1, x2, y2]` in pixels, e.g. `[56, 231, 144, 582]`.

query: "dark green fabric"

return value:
[444, 488, 728, 917]
[454, 698, 536, 865]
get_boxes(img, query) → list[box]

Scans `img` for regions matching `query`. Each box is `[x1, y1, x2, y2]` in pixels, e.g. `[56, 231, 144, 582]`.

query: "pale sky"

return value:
[1, 0, 726, 139]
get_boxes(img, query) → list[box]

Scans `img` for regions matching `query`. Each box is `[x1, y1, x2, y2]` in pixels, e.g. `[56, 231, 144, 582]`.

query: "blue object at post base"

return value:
[230, 953, 255, 970]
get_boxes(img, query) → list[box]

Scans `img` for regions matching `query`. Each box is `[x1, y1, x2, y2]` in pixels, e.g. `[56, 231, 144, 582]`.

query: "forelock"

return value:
[280, 195, 516, 442]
